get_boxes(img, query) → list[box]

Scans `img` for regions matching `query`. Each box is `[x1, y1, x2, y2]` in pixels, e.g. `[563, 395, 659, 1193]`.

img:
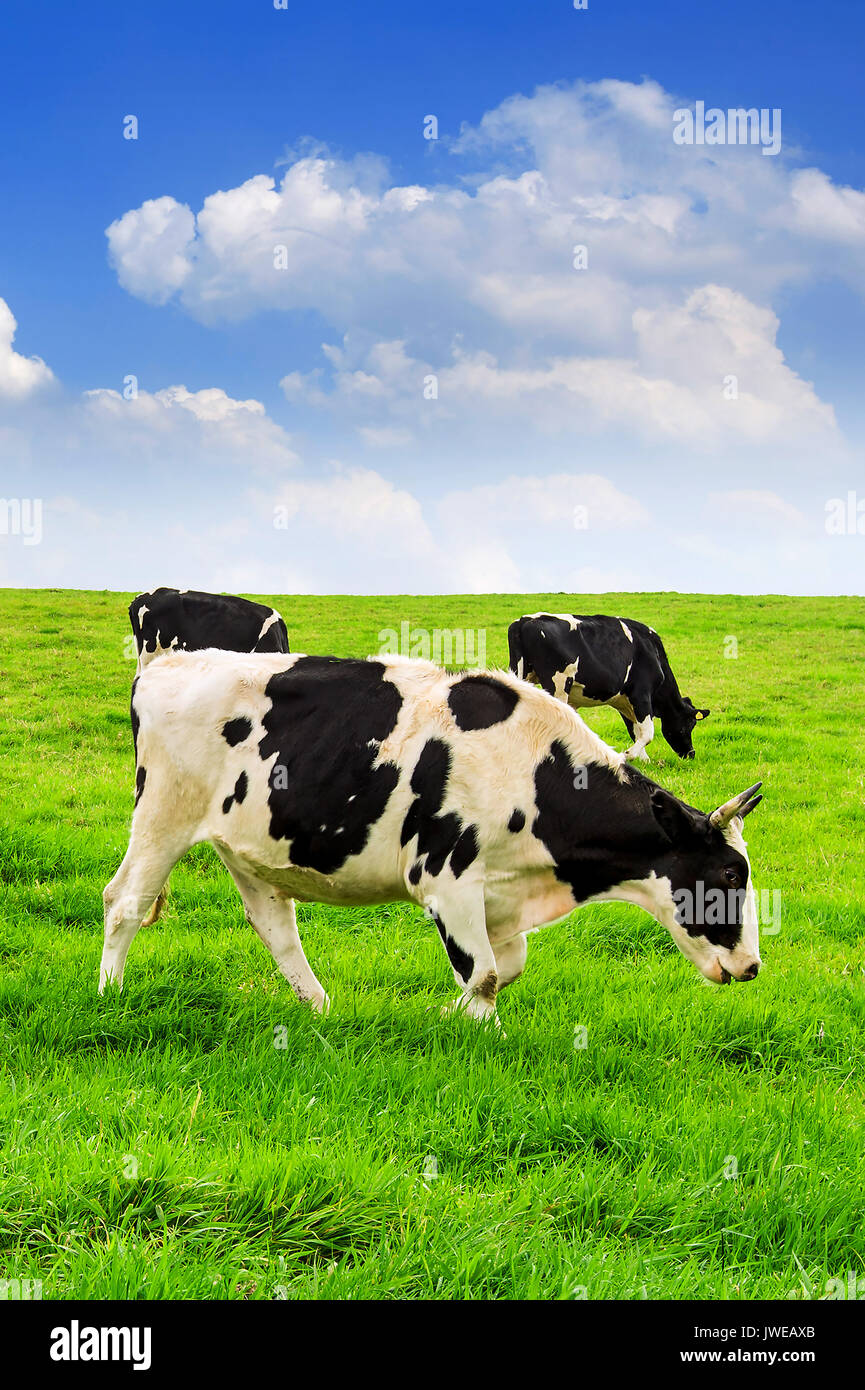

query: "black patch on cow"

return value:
[129, 588, 290, 658]
[532, 749, 751, 948]
[223, 716, 252, 747]
[532, 742, 665, 903]
[401, 738, 480, 878]
[408, 861, 423, 886]
[130, 677, 140, 762]
[432, 913, 473, 984]
[134, 766, 146, 807]
[257, 656, 402, 875]
[222, 771, 249, 815]
[508, 808, 525, 833]
[447, 674, 519, 731]
[564, 675, 574, 694]
[450, 825, 479, 878]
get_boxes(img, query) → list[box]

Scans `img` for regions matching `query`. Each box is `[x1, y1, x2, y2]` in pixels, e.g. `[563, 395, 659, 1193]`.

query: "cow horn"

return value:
[710, 782, 763, 829]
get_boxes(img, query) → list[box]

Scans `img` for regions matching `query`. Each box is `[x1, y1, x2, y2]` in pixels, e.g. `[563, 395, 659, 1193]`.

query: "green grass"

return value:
[1, 588, 863, 1301]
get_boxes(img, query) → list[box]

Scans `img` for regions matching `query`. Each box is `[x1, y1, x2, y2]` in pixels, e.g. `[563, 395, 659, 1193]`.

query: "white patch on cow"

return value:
[136, 628, 180, 672]
[526, 612, 579, 629]
[719, 820, 762, 977]
[624, 662, 632, 683]
[619, 620, 633, 642]
[585, 864, 760, 985]
[623, 714, 654, 763]
[553, 661, 579, 702]
[255, 608, 283, 644]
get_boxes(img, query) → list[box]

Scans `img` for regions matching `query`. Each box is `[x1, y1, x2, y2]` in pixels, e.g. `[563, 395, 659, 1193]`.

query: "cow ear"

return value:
[695, 708, 710, 721]
[650, 786, 698, 845]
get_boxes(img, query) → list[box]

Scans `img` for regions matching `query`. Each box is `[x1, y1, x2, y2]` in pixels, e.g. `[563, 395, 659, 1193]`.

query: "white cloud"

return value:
[2, 301, 857, 596]
[99, 76, 863, 467]
[82, 383, 300, 471]
[0, 299, 55, 399]
[105, 78, 865, 342]
[706, 489, 810, 530]
[789, 169, 865, 244]
[283, 285, 835, 448]
[106, 196, 197, 303]
[272, 464, 433, 542]
[438, 473, 649, 530]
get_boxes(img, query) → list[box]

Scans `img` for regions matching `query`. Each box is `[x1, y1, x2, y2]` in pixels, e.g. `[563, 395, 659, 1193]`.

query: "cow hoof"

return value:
[311, 992, 331, 1015]
[440, 998, 501, 1030]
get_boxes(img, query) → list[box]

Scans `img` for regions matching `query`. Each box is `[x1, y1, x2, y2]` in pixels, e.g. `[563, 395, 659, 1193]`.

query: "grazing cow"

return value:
[101, 652, 763, 1024]
[508, 613, 710, 762]
[129, 588, 289, 672]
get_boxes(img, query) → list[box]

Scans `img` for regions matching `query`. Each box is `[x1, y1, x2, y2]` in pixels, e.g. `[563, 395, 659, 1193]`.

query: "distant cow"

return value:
[508, 613, 710, 762]
[101, 652, 762, 1024]
[129, 588, 289, 672]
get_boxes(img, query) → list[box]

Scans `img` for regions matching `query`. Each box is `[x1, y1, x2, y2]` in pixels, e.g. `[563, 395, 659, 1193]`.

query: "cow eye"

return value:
[724, 867, 742, 888]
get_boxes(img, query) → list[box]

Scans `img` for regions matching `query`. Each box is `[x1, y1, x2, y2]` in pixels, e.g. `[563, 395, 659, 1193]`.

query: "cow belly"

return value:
[213, 838, 408, 908]
[483, 871, 576, 940]
[568, 685, 637, 723]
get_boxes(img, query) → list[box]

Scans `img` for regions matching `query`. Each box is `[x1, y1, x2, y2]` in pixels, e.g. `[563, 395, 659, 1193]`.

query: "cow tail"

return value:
[506, 620, 524, 678]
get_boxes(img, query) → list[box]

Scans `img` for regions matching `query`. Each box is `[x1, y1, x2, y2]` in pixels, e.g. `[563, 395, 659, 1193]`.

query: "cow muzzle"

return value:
[707, 958, 761, 985]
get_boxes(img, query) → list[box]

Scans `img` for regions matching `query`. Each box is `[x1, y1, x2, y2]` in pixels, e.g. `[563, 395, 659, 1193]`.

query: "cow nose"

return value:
[683, 749, 695, 760]
[739, 961, 760, 981]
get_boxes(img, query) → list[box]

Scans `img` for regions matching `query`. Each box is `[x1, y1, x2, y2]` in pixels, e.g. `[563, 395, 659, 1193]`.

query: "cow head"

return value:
[660, 696, 711, 759]
[647, 781, 763, 983]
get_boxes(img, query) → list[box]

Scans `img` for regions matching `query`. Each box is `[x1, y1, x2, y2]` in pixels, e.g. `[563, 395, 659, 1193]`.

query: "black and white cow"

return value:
[508, 613, 710, 762]
[102, 652, 762, 1023]
[129, 588, 289, 672]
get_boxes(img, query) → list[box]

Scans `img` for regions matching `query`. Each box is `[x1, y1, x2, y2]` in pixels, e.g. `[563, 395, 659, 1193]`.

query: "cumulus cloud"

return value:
[82, 383, 300, 471]
[258, 465, 652, 592]
[2, 300, 854, 596]
[282, 286, 834, 448]
[0, 299, 55, 399]
[104, 77, 865, 344]
[789, 169, 865, 244]
[99, 76, 863, 464]
[272, 464, 434, 544]
[106, 196, 197, 303]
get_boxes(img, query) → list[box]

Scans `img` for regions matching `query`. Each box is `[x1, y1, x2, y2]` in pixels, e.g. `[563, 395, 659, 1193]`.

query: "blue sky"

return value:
[1, 0, 863, 593]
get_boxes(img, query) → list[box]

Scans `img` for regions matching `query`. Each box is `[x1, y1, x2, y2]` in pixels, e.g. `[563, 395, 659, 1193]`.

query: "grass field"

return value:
[1, 588, 863, 1301]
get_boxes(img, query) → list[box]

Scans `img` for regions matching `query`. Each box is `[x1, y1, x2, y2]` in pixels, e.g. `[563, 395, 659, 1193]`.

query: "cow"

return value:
[508, 613, 710, 762]
[129, 588, 289, 673]
[100, 651, 763, 1025]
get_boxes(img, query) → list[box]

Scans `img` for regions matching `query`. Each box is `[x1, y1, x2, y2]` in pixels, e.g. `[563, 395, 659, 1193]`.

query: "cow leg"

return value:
[492, 932, 528, 992]
[624, 714, 654, 763]
[220, 860, 329, 1012]
[430, 886, 499, 1024]
[619, 712, 636, 745]
[100, 837, 187, 992]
